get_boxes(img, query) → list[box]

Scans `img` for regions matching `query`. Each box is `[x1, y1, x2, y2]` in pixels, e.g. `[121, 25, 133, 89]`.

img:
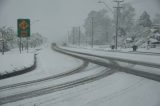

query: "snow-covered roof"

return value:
[149, 38, 158, 43]
[155, 33, 160, 36]
[150, 29, 157, 32]
[126, 37, 132, 41]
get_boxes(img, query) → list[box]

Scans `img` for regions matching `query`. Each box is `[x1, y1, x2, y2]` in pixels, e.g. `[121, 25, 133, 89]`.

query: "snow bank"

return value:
[0, 53, 34, 76]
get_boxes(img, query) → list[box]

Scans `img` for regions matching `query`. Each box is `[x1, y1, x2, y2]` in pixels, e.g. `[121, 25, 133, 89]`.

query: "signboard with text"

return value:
[17, 19, 30, 37]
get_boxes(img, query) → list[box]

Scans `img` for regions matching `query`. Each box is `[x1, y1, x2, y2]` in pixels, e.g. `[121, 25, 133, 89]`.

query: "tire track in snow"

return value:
[0, 67, 115, 105]
[0, 61, 88, 91]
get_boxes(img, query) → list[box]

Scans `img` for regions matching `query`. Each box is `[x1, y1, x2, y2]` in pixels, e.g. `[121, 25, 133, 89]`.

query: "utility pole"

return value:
[106, 32, 108, 45]
[0, 29, 5, 55]
[2, 35, 4, 55]
[91, 17, 94, 48]
[20, 36, 22, 54]
[114, 0, 123, 49]
[68, 31, 70, 45]
[78, 26, 81, 46]
[27, 37, 29, 53]
[2, 31, 4, 55]
[72, 27, 75, 45]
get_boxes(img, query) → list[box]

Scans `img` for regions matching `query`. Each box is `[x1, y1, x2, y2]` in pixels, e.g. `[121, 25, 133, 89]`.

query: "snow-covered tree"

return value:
[29, 33, 46, 48]
[139, 11, 152, 27]
[119, 3, 136, 36]
[153, 14, 160, 25]
[84, 9, 113, 45]
[0, 26, 15, 51]
[0, 26, 47, 51]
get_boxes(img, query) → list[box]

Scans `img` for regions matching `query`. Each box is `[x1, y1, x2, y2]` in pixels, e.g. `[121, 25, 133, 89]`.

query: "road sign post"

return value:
[17, 19, 30, 53]
[20, 36, 22, 54]
[27, 37, 29, 53]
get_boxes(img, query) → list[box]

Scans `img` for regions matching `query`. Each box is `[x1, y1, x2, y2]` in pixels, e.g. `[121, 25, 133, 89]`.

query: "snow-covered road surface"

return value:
[0, 63, 114, 105]
[0, 61, 88, 92]
[61, 46, 160, 66]
[60, 46, 160, 80]
[1, 44, 160, 106]
[0, 45, 83, 87]
[3, 72, 160, 106]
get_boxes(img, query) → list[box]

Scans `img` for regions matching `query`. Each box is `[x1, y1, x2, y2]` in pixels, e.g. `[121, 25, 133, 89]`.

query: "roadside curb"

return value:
[0, 54, 37, 80]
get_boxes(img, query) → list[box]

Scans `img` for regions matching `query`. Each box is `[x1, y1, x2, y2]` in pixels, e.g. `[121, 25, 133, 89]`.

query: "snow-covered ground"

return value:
[0, 44, 83, 86]
[67, 44, 160, 53]
[0, 50, 34, 75]
[62, 46, 160, 65]
[0, 64, 106, 98]
[3, 72, 160, 106]
[1, 44, 160, 106]
[61, 46, 160, 77]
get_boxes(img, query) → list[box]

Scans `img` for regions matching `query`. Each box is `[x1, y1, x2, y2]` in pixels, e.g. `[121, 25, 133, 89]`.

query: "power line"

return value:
[98, 1, 114, 14]
[108, 0, 114, 5]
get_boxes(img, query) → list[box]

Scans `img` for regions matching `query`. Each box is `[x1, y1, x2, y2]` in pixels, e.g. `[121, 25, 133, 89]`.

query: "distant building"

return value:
[151, 24, 160, 33]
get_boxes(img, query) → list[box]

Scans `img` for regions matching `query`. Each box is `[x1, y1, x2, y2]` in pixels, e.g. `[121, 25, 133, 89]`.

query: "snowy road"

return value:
[59, 46, 160, 82]
[0, 45, 83, 87]
[0, 45, 116, 105]
[3, 72, 160, 106]
[0, 61, 88, 92]
[61, 47, 160, 68]
[1, 44, 160, 106]
[0, 63, 114, 105]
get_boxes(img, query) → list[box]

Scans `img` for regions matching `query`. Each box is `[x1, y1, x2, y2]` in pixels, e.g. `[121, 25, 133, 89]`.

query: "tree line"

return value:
[68, 3, 160, 46]
[0, 26, 47, 52]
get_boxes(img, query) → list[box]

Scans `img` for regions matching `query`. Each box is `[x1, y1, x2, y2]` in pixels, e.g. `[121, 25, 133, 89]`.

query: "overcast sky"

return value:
[0, 0, 160, 43]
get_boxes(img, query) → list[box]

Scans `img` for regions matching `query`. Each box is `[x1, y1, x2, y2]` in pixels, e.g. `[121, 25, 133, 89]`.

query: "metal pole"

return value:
[79, 26, 81, 46]
[20, 36, 22, 54]
[22, 43, 23, 51]
[2, 40, 4, 55]
[114, 0, 123, 49]
[68, 31, 69, 45]
[27, 37, 29, 53]
[106, 32, 108, 44]
[72, 27, 75, 45]
[115, 5, 118, 49]
[91, 17, 94, 48]
[2, 31, 4, 55]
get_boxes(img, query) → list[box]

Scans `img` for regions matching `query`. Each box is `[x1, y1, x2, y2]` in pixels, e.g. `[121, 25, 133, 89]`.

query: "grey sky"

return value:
[0, 0, 159, 43]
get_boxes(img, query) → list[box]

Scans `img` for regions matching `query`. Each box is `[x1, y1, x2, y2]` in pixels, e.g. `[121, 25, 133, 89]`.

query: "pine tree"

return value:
[139, 11, 152, 27]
